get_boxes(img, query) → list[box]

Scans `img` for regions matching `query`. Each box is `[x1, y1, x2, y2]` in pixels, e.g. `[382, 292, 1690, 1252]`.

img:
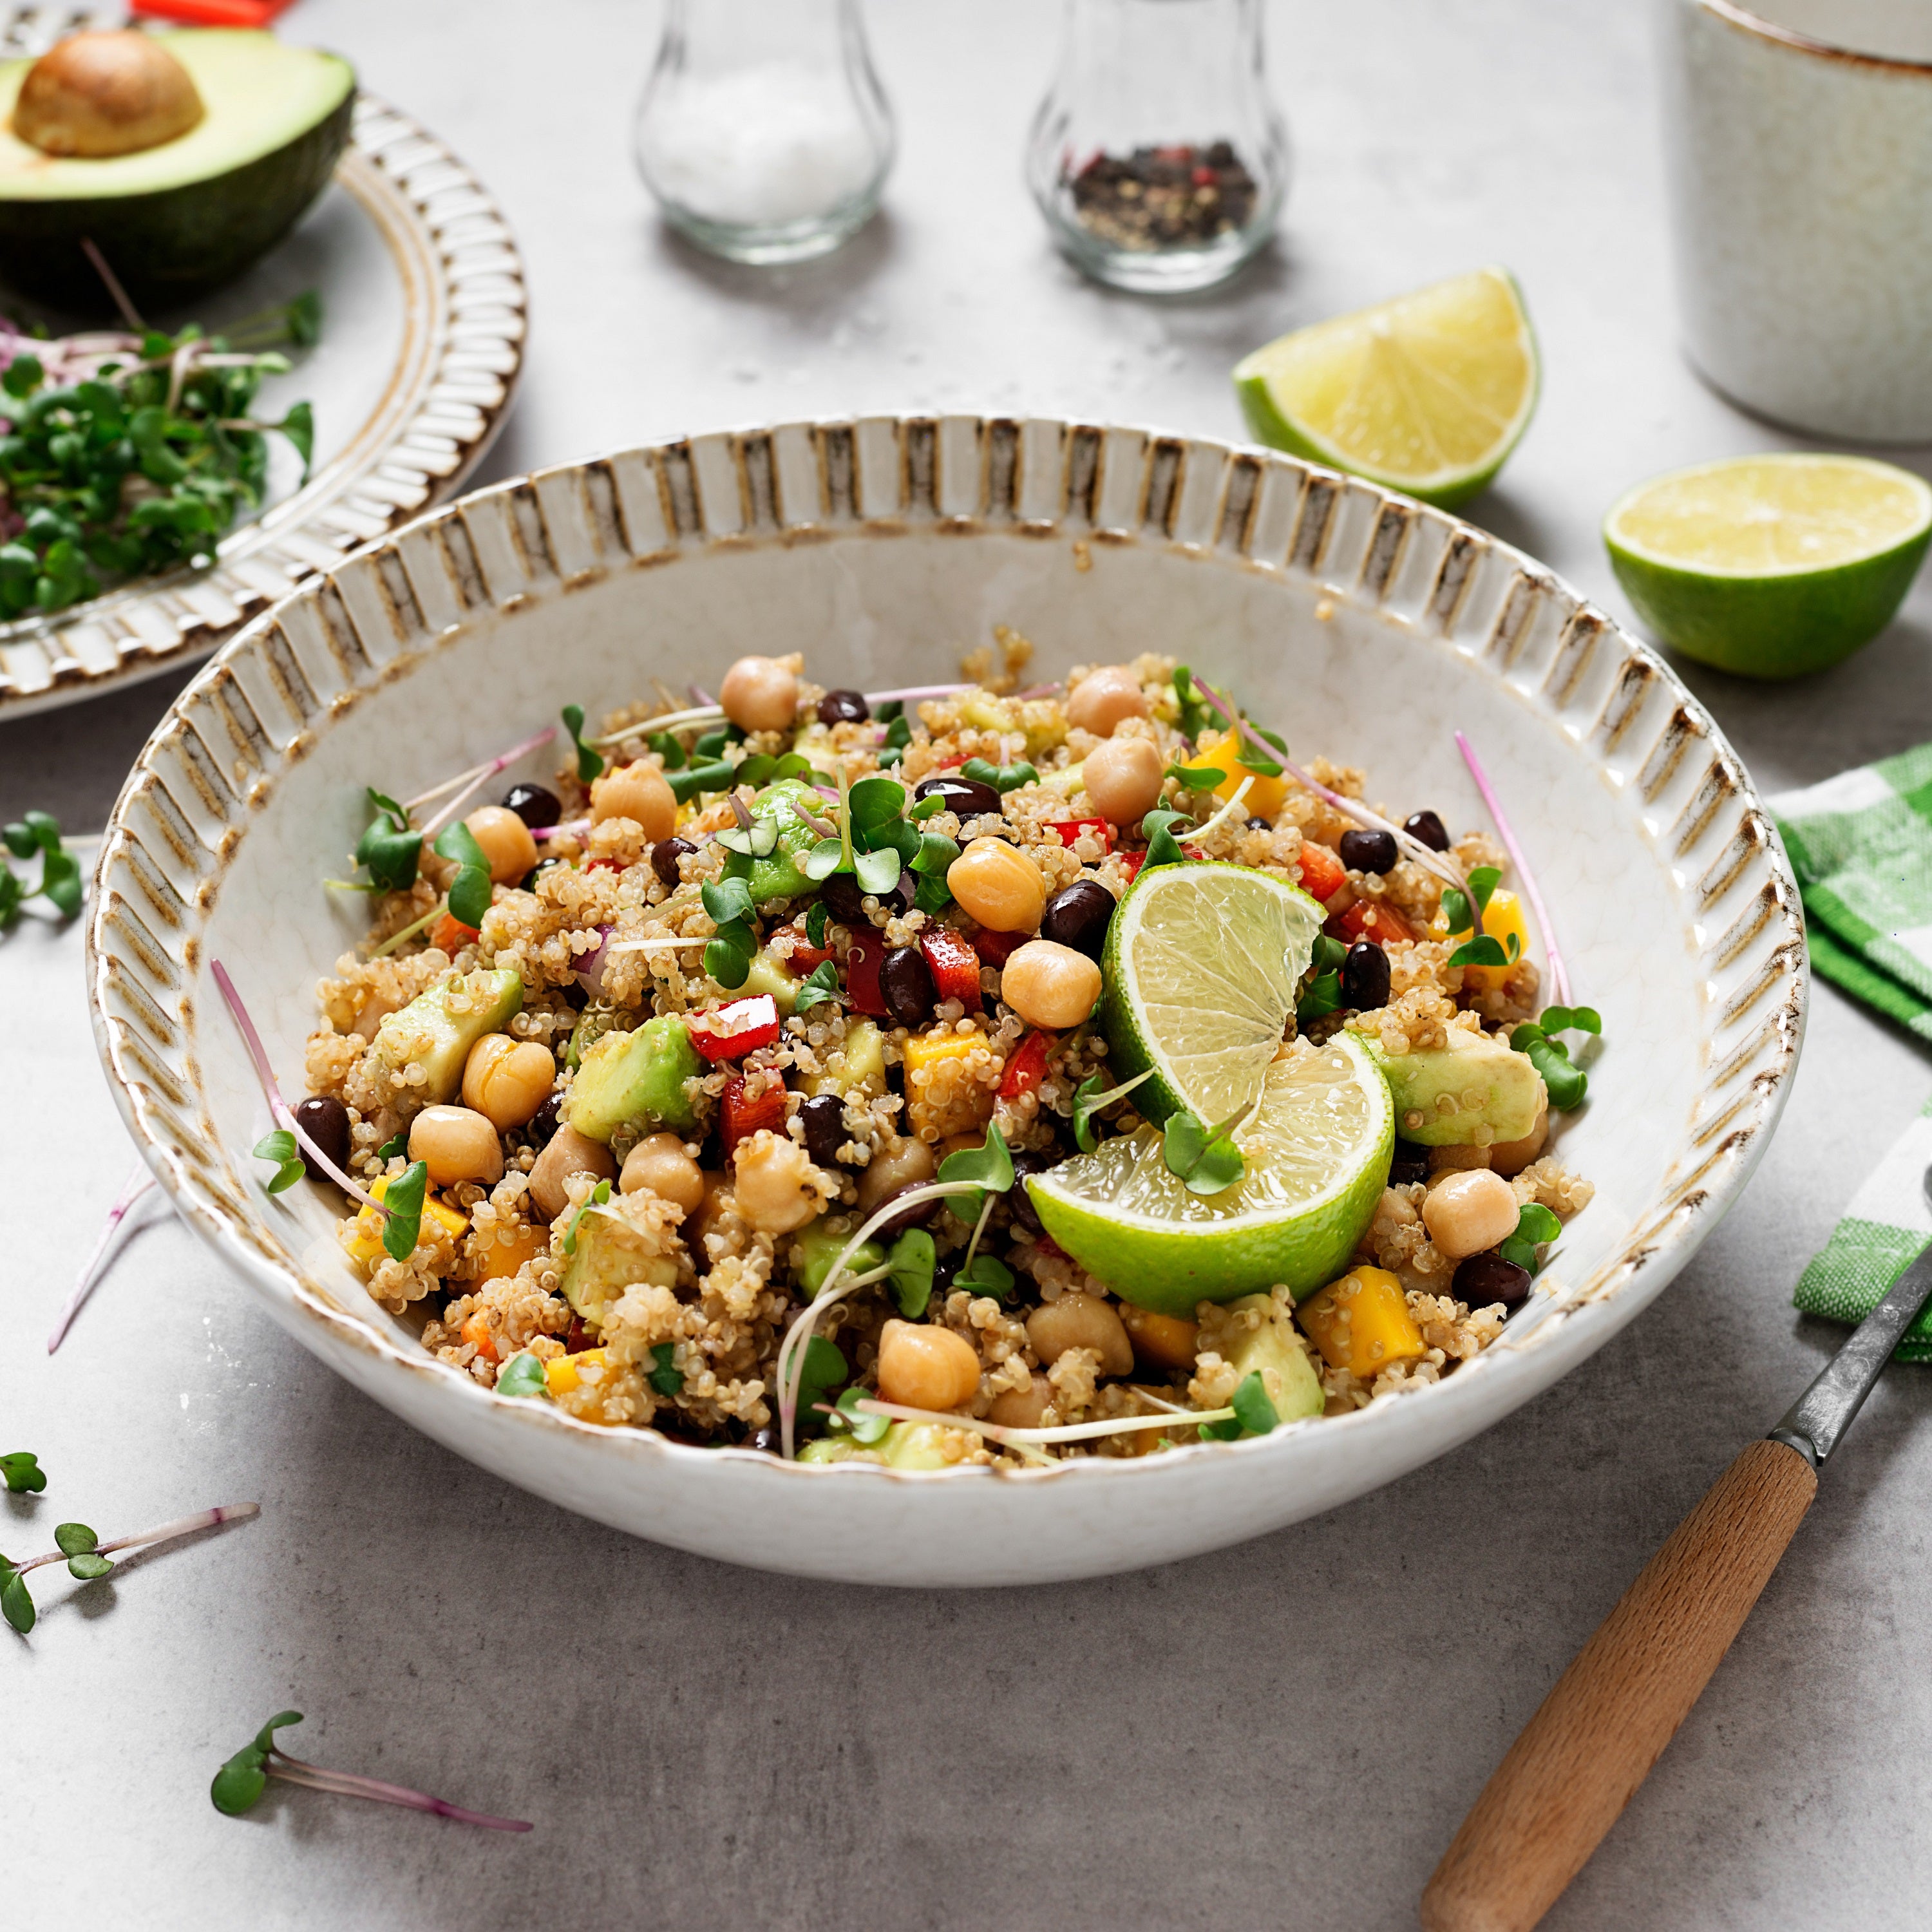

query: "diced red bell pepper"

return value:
[431, 913, 480, 952]
[1325, 899, 1416, 947]
[1296, 840, 1347, 904]
[972, 927, 1028, 967]
[918, 927, 983, 1011]
[772, 923, 834, 973]
[688, 994, 782, 1062]
[999, 1028, 1054, 1099]
[844, 934, 890, 1018]
[1045, 817, 1113, 855]
[586, 856, 627, 874]
[721, 1073, 789, 1160]
[1118, 851, 1146, 886]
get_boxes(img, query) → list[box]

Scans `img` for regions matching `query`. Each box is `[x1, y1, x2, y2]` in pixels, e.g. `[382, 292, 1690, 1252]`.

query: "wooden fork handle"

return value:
[1420, 1437, 1817, 1932]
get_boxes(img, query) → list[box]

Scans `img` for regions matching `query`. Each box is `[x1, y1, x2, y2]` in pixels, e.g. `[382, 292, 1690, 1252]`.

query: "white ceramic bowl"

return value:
[86, 417, 1806, 1587]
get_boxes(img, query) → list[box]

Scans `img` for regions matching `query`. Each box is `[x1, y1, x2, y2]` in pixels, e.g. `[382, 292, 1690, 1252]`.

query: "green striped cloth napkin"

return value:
[1772, 746, 1932, 1358]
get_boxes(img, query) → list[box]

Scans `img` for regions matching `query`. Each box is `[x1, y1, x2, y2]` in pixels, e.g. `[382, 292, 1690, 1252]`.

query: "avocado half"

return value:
[0, 30, 355, 310]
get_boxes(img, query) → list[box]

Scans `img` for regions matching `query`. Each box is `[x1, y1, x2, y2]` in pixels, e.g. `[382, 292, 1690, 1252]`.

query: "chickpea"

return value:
[463, 804, 538, 886]
[620, 1132, 706, 1213]
[1065, 664, 1149, 737]
[408, 1104, 504, 1188]
[1026, 1292, 1133, 1377]
[461, 1034, 556, 1130]
[876, 1319, 981, 1412]
[1423, 1167, 1522, 1260]
[1081, 734, 1164, 826]
[1000, 939, 1102, 1030]
[1120, 1305, 1200, 1371]
[985, 1374, 1052, 1430]
[528, 1124, 616, 1222]
[857, 1134, 936, 1214]
[590, 761, 677, 840]
[1489, 1101, 1549, 1180]
[946, 837, 1047, 934]
[719, 655, 800, 734]
[732, 1129, 822, 1234]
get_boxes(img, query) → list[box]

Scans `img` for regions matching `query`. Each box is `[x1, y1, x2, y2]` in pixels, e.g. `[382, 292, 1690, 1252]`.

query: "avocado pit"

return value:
[12, 30, 204, 160]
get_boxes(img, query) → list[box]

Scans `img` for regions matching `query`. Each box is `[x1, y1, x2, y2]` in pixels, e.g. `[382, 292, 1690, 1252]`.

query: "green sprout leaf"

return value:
[909, 794, 946, 823]
[913, 874, 952, 914]
[792, 960, 841, 1016]
[848, 775, 906, 830]
[1200, 1371, 1278, 1440]
[381, 1160, 430, 1262]
[1171, 665, 1212, 743]
[354, 789, 421, 893]
[954, 1251, 1016, 1300]
[3, 352, 44, 399]
[912, 831, 960, 876]
[1510, 1023, 1590, 1111]
[496, 1353, 548, 1398]
[701, 876, 753, 928]
[668, 759, 737, 804]
[1140, 808, 1191, 871]
[937, 1124, 1015, 1224]
[54, 1522, 97, 1555]
[1499, 1202, 1564, 1275]
[66, 1551, 113, 1580]
[0, 1452, 46, 1495]
[375, 1132, 408, 1162]
[1070, 1069, 1152, 1155]
[797, 1336, 848, 1408]
[1162, 1106, 1247, 1197]
[431, 822, 493, 930]
[647, 1343, 683, 1397]
[2, 1562, 35, 1634]
[853, 846, 903, 896]
[560, 1178, 612, 1258]
[252, 1128, 306, 1195]
[886, 1227, 937, 1318]
[562, 704, 605, 782]
[210, 1710, 303, 1816]
[1166, 762, 1227, 792]
[833, 1385, 891, 1444]
[804, 898, 829, 949]
[1537, 1005, 1602, 1037]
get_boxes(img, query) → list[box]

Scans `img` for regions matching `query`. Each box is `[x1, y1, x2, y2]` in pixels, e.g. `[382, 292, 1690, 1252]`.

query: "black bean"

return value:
[526, 1095, 561, 1148]
[651, 836, 696, 890]
[502, 782, 561, 829]
[799, 1094, 850, 1168]
[871, 1182, 941, 1236]
[747, 1422, 783, 1455]
[560, 980, 590, 1012]
[292, 1095, 349, 1179]
[1006, 1151, 1053, 1237]
[1339, 828, 1398, 875]
[1404, 810, 1450, 853]
[1340, 940, 1390, 1012]
[821, 869, 910, 926]
[880, 945, 936, 1028]
[1388, 1140, 1430, 1188]
[1245, 816, 1273, 831]
[1039, 878, 1116, 960]
[912, 774, 1003, 820]
[817, 688, 870, 726]
[518, 855, 567, 893]
[1454, 1252, 1533, 1309]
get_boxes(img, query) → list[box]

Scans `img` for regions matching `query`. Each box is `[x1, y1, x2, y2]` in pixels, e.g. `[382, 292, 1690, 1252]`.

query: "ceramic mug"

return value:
[1657, 0, 1932, 440]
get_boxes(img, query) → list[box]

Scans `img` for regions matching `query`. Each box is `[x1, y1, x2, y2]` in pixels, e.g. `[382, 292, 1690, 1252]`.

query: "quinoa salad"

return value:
[243, 641, 1598, 1469]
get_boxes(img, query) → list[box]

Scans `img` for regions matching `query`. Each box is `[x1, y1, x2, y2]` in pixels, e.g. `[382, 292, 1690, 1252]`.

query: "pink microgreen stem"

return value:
[782, 795, 838, 840]
[525, 817, 591, 842]
[587, 703, 723, 750]
[211, 961, 386, 1212]
[863, 683, 968, 705]
[1277, 755, 1465, 891]
[415, 728, 556, 841]
[48, 1160, 160, 1353]
[853, 1399, 1235, 1455]
[689, 683, 714, 706]
[267, 1754, 531, 1832]
[10, 1501, 258, 1577]
[1454, 730, 1571, 1009]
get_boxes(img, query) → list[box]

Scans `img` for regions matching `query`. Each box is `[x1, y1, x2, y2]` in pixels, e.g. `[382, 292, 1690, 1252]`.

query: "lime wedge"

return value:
[1101, 861, 1324, 1126]
[1604, 454, 1932, 679]
[1234, 267, 1539, 509]
[1028, 1032, 1394, 1314]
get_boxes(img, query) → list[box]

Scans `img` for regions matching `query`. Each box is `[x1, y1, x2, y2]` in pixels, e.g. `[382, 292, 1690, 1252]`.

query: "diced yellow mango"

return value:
[545, 1347, 607, 1397]
[1296, 1265, 1427, 1378]
[902, 1028, 984, 1078]
[344, 1175, 469, 1267]
[1434, 887, 1531, 993]
[1198, 730, 1288, 819]
[476, 1220, 549, 1283]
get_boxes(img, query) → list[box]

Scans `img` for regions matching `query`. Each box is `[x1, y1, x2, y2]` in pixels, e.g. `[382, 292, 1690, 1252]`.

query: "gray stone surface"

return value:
[5, 3, 1931, 1926]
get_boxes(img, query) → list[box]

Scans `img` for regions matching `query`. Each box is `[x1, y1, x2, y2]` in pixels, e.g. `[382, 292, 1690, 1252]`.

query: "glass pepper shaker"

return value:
[634, 0, 895, 265]
[1027, 0, 1289, 294]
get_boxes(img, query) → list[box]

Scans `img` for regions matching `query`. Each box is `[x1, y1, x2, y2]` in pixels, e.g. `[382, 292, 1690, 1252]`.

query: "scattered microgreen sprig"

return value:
[1196, 1372, 1278, 1441]
[1500, 1202, 1564, 1274]
[1, 810, 82, 925]
[1441, 864, 1521, 970]
[1510, 1005, 1602, 1112]
[340, 789, 421, 895]
[792, 960, 842, 1016]
[1070, 1068, 1153, 1155]
[701, 875, 757, 989]
[495, 1353, 547, 1398]
[1, 1451, 46, 1495]
[251, 1129, 306, 1195]
[381, 1161, 430, 1262]
[431, 820, 493, 929]
[1295, 933, 1349, 1025]
[959, 756, 1037, 794]
[1162, 1103, 1248, 1197]
[560, 1178, 612, 1258]
[647, 1343, 683, 1397]
[560, 704, 605, 783]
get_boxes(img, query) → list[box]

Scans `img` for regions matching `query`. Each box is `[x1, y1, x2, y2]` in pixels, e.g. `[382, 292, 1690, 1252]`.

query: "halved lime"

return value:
[1101, 861, 1324, 1126]
[1234, 267, 1539, 509]
[1028, 1032, 1394, 1314]
[1604, 454, 1932, 679]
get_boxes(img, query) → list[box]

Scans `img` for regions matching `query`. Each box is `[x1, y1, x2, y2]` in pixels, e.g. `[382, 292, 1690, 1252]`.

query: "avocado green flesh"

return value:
[1362, 1028, 1543, 1147]
[1220, 1296, 1325, 1420]
[372, 969, 522, 1107]
[566, 1015, 703, 1144]
[0, 31, 354, 308]
[558, 1209, 679, 1325]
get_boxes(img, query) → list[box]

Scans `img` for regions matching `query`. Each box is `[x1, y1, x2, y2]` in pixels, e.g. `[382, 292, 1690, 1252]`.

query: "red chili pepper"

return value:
[688, 994, 782, 1063]
[721, 1074, 788, 1160]
[1325, 899, 1416, 947]
[1296, 840, 1347, 904]
[772, 923, 833, 973]
[131, 0, 292, 23]
[1045, 817, 1113, 855]
[431, 913, 480, 952]
[918, 927, 983, 1010]
[972, 927, 1028, 967]
[999, 1028, 1054, 1100]
[844, 934, 890, 1018]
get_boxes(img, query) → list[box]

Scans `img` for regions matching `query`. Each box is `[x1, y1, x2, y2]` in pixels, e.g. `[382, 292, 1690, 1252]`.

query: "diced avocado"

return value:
[1221, 1293, 1324, 1422]
[372, 968, 522, 1106]
[558, 1207, 680, 1325]
[797, 1436, 885, 1465]
[741, 949, 799, 1015]
[878, 1421, 954, 1469]
[747, 781, 825, 905]
[795, 1221, 885, 1299]
[565, 1001, 623, 1071]
[799, 1016, 885, 1097]
[566, 1014, 702, 1143]
[1361, 1025, 1543, 1147]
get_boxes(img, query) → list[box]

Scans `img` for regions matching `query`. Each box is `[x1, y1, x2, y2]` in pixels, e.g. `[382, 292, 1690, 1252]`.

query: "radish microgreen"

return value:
[1070, 1068, 1153, 1153]
[793, 960, 841, 1016]
[1196, 1371, 1278, 1441]
[376, 1131, 408, 1161]
[937, 1123, 1015, 1224]
[1442, 865, 1521, 969]
[886, 1227, 936, 1317]
[1162, 1104, 1247, 1196]
[1296, 934, 1350, 1023]
[1139, 807, 1192, 870]
[251, 1129, 306, 1195]
[380, 1162, 430, 1262]
[211, 1709, 531, 1831]
[700, 875, 757, 989]
[954, 1251, 1016, 1301]
[346, 790, 420, 893]
[1510, 1005, 1601, 1111]
[495, 1353, 547, 1397]
[1165, 760, 1227, 793]
[804, 899, 831, 949]
[1499, 1202, 1563, 1273]
[829, 1386, 891, 1444]
[1171, 666, 1213, 743]
[959, 757, 1037, 793]
[3, 1501, 257, 1634]
[1, 810, 81, 923]
[647, 1343, 683, 1397]
[431, 821, 493, 929]
[1, 1451, 46, 1495]
[559, 1179, 612, 1257]
[560, 704, 605, 782]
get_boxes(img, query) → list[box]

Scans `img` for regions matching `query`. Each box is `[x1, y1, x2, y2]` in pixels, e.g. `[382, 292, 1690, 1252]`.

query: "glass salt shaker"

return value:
[1027, 0, 1289, 294]
[634, 0, 894, 265]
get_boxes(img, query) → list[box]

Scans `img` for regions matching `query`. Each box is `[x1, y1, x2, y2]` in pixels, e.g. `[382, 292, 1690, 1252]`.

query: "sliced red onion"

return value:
[573, 923, 616, 996]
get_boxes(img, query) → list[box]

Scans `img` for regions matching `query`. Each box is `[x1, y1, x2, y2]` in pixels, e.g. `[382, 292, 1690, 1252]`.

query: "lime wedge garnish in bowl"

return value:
[1234, 266, 1539, 509]
[1604, 453, 1932, 679]
[1028, 1032, 1394, 1315]
[1100, 860, 1325, 1126]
